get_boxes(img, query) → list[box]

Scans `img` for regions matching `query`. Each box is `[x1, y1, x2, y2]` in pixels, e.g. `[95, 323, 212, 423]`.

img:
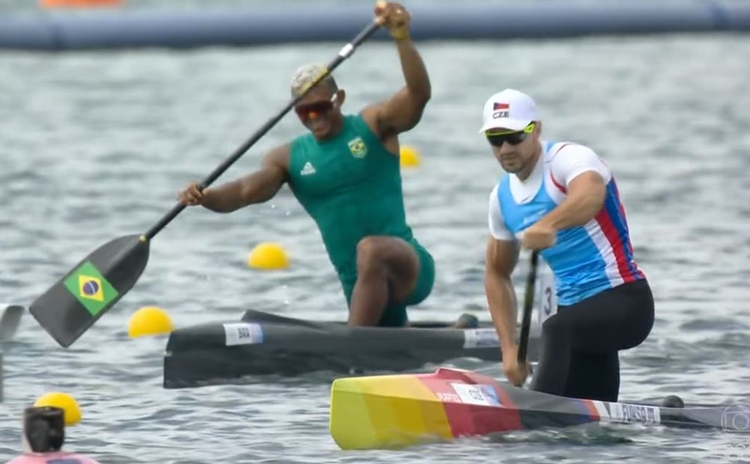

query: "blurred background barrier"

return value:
[1, 0, 749, 51]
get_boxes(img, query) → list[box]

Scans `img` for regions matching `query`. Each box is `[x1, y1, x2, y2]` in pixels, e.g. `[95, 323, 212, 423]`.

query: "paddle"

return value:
[516, 250, 540, 381]
[29, 19, 383, 348]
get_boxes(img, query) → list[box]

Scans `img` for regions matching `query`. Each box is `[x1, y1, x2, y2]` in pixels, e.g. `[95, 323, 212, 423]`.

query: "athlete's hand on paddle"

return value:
[519, 222, 557, 251]
[177, 182, 210, 206]
[374, 1, 411, 40]
[502, 343, 532, 387]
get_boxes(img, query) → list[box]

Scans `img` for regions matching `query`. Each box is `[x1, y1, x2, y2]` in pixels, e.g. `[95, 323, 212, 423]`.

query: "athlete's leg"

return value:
[531, 280, 654, 400]
[563, 351, 620, 401]
[348, 236, 420, 326]
[530, 310, 572, 397]
[566, 280, 655, 354]
[530, 308, 621, 400]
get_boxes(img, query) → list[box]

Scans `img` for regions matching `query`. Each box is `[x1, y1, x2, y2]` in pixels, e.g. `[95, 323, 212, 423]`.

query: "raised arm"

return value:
[361, 2, 431, 139]
[177, 144, 290, 213]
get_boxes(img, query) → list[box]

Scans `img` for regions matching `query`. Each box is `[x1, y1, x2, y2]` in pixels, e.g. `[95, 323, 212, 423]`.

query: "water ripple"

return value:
[1, 29, 749, 464]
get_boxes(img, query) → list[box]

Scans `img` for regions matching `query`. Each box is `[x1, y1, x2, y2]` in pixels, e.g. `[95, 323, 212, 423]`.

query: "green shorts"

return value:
[342, 239, 435, 327]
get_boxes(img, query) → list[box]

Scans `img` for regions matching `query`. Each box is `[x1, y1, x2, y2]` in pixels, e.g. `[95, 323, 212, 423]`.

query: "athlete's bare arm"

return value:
[177, 144, 290, 213]
[485, 236, 521, 352]
[537, 172, 607, 230]
[360, 3, 431, 148]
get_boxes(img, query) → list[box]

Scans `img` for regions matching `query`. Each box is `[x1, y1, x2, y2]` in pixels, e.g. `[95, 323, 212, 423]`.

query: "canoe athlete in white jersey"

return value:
[481, 88, 654, 402]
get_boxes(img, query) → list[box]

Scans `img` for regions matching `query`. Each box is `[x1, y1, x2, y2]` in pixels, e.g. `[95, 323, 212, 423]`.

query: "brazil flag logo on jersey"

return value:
[63, 261, 119, 316]
[348, 137, 367, 158]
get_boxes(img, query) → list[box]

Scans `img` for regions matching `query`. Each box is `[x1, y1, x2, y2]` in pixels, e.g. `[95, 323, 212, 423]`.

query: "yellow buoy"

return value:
[34, 392, 82, 426]
[128, 306, 173, 338]
[247, 242, 289, 270]
[400, 145, 421, 167]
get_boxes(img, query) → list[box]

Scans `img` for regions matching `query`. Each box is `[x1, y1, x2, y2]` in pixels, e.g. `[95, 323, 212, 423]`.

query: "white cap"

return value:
[478, 88, 539, 133]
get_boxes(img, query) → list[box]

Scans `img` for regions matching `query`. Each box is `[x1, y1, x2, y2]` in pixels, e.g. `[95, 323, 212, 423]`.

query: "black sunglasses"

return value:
[485, 122, 536, 147]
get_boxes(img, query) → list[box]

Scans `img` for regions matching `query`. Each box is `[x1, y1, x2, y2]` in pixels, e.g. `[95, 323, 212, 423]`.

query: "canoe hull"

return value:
[163, 310, 542, 389]
[329, 367, 739, 450]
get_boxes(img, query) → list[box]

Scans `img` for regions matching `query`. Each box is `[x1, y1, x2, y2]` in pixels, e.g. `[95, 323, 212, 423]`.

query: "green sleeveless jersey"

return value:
[287, 113, 415, 282]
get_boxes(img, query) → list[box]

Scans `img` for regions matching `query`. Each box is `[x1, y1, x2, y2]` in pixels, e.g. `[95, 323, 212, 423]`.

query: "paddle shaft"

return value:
[517, 250, 539, 364]
[142, 20, 382, 241]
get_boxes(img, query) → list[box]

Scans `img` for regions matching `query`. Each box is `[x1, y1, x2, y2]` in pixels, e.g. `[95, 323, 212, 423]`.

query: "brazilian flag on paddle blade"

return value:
[30, 234, 150, 348]
[62, 261, 119, 316]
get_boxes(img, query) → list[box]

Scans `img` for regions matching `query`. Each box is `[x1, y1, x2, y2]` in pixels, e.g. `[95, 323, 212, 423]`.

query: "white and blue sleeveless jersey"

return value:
[488, 140, 645, 306]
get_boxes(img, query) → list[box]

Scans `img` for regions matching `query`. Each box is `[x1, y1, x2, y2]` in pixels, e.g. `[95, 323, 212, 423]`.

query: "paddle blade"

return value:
[29, 234, 150, 348]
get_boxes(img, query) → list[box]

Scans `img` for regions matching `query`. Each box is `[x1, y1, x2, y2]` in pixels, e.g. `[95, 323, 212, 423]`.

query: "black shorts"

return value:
[530, 279, 655, 402]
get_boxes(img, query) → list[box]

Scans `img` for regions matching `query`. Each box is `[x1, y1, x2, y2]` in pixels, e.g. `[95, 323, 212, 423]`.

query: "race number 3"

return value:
[537, 269, 557, 324]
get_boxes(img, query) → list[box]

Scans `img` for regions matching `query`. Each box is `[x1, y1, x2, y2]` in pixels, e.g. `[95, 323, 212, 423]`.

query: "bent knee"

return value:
[357, 237, 386, 259]
[356, 237, 388, 273]
[622, 307, 654, 350]
[356, 236, 420, 280]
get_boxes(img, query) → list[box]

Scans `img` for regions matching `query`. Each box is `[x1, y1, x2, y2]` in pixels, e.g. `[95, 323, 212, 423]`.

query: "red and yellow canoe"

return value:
[329, 367, 729, 450]
[329, 367, 526, 450]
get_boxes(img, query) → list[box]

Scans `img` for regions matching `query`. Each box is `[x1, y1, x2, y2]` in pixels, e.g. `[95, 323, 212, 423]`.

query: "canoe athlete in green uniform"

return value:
[178, 2, 470, 328]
